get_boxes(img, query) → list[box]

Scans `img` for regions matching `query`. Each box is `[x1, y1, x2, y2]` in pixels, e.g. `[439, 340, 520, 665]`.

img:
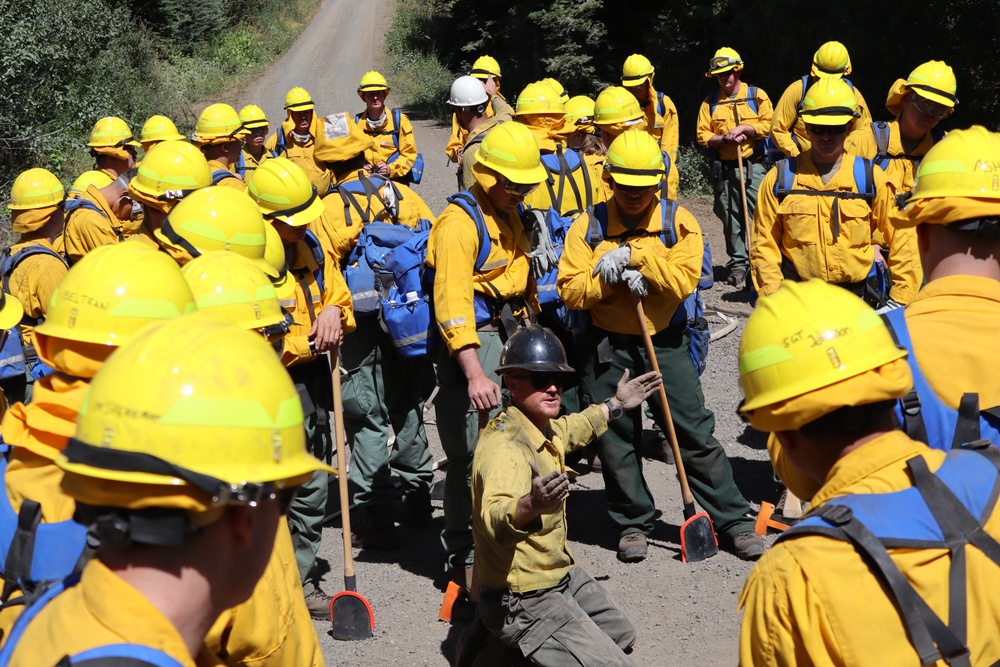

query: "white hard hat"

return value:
[447, 76, 489, 108]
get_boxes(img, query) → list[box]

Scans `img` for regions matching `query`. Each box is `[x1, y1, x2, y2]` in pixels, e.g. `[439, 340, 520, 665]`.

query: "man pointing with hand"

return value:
[472, 325, 661, 666]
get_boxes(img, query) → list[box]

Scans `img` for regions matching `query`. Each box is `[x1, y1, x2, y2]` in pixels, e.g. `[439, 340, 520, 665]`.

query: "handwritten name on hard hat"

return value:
[91, 400, 162, 423]
[60, 290, 109, 311]
[782, 326, 852, 349]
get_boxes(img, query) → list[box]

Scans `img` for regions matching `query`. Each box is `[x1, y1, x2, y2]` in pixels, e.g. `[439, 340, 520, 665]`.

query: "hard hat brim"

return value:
[0, 293, 24, 331]
[620, 74, 651, 87]
[800, 112, 856, 126]
[275, 195, 325, 228]
[479, 159, 548, 185]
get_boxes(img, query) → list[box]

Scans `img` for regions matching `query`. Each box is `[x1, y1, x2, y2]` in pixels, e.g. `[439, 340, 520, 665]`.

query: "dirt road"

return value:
[239, 3, 778, 664]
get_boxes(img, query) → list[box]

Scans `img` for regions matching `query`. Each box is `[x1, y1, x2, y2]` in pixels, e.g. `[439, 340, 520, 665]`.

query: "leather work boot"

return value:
[730, 531, 767, 561]
[402, 490, 433, 528]
[304, 588, 332, 620]
[356, 507, 401, 550]
[617, 532, 648, 563]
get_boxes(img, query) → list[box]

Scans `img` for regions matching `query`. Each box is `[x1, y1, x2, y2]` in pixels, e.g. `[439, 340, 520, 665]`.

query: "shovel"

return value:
[633, 297, 719, 563]
[329, 355, 375, 640]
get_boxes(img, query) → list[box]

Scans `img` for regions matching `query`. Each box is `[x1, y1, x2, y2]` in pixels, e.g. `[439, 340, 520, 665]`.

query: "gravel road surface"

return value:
[236, 4, 778, 663]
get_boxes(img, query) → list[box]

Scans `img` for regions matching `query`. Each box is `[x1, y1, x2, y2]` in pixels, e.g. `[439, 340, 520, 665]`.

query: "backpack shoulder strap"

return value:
[447, 192, 491, 271]
[391, 108, 402, 146]
[270, 128, 286, 157]
[871, 121, 892, 170]
[56, 644, 186, 666]
[354, 111, 364, 124]
[656, 90, 666, 117]
[660, 198, 678, 248]
[211, 169, 237, 185]
[774, 157, 796, 201]
[797, 75, 811, 111]
[707, 90, 720, 115]
[747, 85, 759, 114]
[852, 156, 876, 203]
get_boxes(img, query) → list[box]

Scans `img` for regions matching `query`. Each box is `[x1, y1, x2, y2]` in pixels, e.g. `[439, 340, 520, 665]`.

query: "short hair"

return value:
[798, 400, 897, 439]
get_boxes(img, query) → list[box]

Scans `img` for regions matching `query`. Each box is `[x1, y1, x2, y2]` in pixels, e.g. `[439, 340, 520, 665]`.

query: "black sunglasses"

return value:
[506, 373, 570, 390]
[805, 123, 849, 137]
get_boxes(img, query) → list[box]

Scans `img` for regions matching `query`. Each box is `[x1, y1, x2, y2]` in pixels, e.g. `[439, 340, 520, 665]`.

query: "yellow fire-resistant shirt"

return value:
[264, 117, 331, 194]
[557, 198, 702, 335]
[642, 86, 680, 200]
[460, 98, 516, 191]
[426, 185, 535, 353]
[447, 98, 499, 164]
[6, 236, 66, 353]
[7, 559, 226, 667]
[696, 82, 774, 162]
[206, 159, 246, 191]
[357, 107, 419, 182]
[844, 118, 936, 295]
[750, 151, 918, 304]
[473, 404, 607, 593]
[903, 275, 1000, 411]
[770, 77, 872, 158]
[207, 520, 324, 667]
[239, 148, 268, 177]
[739, 431, 1000, 666]
[279, 238, 355, 369]
[63, 184, 128, 263]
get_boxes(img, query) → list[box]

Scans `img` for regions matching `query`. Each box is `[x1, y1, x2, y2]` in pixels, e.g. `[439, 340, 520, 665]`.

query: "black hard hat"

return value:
[495, 325, 575, 375]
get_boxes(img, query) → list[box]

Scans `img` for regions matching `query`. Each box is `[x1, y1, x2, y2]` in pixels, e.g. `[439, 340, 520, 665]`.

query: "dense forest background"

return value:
[0, 0, 317, 193]
[388, 0, 1000, 181]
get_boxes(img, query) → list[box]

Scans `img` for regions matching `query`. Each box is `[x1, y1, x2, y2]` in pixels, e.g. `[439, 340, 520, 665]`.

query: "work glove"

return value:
[613, 369, 663, 411]
[622, 268, 649, 298]
[524, 209, 559, 279]
[592, 246, 630, 285]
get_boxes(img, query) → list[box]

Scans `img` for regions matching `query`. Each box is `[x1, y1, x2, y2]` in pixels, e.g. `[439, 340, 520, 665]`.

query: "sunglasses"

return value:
[506, 373, 569, 390]
[614, 182, 657, 194]
[805, 123, 850, 137]
[498, 175, 539, 198]
[910, 94, 951, 119]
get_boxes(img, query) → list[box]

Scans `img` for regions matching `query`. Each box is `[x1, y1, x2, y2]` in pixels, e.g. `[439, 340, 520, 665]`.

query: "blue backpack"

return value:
[0, 245, 66, 382]
[883, 308, 1000, 451]
[0, 458, 90, 616]
[0, 572, 183, 666]
[586, 197, 711, 375]
[381, 227, 435, 357]
[534, 147, 593, 325]
[779, 444, 1000, 666]
[355, 109, 425, 185]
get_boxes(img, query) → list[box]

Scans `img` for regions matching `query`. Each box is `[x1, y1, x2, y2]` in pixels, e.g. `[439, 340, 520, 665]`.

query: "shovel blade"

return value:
[330, 591, 375, 641]
[680, 511, 719, 563]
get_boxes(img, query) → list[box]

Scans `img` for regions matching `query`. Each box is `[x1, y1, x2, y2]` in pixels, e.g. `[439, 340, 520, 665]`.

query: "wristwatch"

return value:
[603, 398, 624, 420]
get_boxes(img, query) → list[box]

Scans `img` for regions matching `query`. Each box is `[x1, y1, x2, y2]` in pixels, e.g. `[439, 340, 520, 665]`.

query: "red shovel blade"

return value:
[680, 510, 719, 563]
[330, 590, 375, 641]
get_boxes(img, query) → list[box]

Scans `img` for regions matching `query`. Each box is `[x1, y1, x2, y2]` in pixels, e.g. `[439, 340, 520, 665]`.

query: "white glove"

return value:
[592, 247, 631, 285]
[622, 268, 649, 298]
[875, 299, 904, 314]
[525, 209, 559, 279]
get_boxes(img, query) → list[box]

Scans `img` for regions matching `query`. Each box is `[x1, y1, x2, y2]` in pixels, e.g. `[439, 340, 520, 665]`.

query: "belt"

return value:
[480, 573, 571, 599]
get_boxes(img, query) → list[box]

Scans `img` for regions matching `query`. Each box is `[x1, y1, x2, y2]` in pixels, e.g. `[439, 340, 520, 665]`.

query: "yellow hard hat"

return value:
[128, 140, 212, 211]
[9, 168, 65, 210]
[140, 115, 184, 145]
[515, 81, 565, 116]
[0, 292, 23, 332]
[606, 130, 664, 187]
[156, 186, 278, 277]
[191, 103, 245, 145]
[246, 157, 324, 227]
[542, 78, 569, 104]
[182, 252, 286, 331]
[474, 122, 547, 185]
[284, 87, 315, 111]
[68, 170, 114, 200]
[264, 223, 296, 300]
[811, 41, 852, 78]
[894, 126, 1000, 228]
[35, 243, 196, 347]
[621, 54, 655, 86]
[470, 55, 501, 80]
[594, 86, 643, 126]
[564, 95, 595, 130]
[59, 315, 333, 513]
[312, 112, 373, 164]
[358, 71, 389, 94]
[239, 104, 269, 130]
[905, 60, 958, 109]
[706, 47, 743, 77]
[87, 117, 140, 150]
[738, 280, 910, 431]
[800, 78, 859, 126]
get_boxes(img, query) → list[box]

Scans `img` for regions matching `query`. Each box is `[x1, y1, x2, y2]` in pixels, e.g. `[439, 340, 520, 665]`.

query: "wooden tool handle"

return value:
[331, 354, 356, 585]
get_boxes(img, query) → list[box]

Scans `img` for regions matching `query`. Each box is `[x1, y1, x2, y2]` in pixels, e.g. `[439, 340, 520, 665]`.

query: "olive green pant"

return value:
[713, 159, 766, 271]
[286, 356, 333, 595]
[435, 331, 504, 569]
[477, 566, 636, 666]
[340, 316, 434, 512]
[581, 327, 754, 542]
